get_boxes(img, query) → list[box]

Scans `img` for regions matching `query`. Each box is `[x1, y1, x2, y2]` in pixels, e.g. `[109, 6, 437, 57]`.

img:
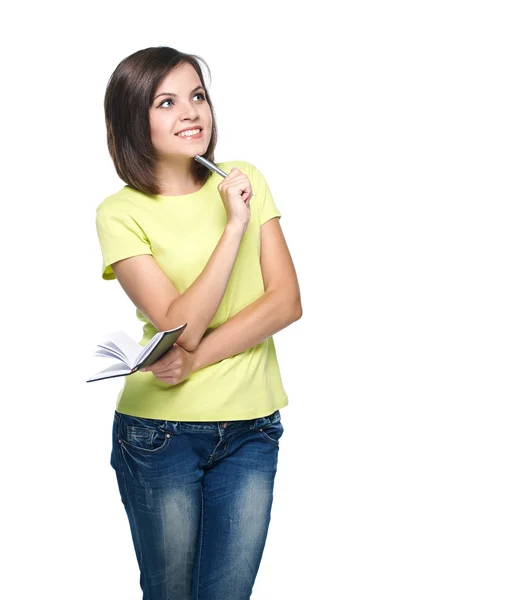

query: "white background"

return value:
[2, 1, 511, 598]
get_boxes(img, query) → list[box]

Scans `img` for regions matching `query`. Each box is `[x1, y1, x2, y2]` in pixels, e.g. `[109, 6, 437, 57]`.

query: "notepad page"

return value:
[87, 362, 132, 382]
[94, 345, 125, 361]
[96, 331, 142, 367]
[137, 331, 164, 363]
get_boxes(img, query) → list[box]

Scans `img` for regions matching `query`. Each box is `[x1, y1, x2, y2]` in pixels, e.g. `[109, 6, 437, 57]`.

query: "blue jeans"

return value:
[110, 408, 284, 600]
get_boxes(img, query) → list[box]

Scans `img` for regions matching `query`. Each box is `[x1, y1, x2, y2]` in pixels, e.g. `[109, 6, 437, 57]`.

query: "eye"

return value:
[158, 92, 206, 108]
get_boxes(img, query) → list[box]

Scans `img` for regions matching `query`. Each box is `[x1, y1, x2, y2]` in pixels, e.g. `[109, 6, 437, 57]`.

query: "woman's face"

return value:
[149, 62, 213, 161]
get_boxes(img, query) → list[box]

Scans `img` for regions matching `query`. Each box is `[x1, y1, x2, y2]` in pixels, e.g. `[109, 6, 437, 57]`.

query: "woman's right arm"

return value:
[110, 167, 253, 352]
[112, 221, 245, 352]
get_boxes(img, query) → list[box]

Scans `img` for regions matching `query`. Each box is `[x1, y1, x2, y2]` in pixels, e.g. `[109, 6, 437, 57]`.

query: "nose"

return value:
[179, 101, 200, 121]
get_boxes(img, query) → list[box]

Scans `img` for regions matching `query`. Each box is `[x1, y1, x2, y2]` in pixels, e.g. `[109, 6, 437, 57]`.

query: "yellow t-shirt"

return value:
[95, 160, 289, 421]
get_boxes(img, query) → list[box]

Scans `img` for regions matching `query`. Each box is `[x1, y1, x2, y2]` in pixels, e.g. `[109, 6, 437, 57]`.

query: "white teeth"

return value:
[177, 129, 201, 137]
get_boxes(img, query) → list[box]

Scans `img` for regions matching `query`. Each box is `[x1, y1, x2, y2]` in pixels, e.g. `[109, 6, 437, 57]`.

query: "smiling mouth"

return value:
[175, 128, 203, 140]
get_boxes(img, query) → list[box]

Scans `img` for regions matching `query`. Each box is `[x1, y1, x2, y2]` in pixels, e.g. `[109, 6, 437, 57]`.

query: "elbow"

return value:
[292, 301, 303, 322]
[157, 319, 200, 352]
[176, 334, 201, 353]
[287, 284, 303, 322]
[284, 295, 302, 323]
[274, 288, 302, 324]
[157, 308, 200, 352]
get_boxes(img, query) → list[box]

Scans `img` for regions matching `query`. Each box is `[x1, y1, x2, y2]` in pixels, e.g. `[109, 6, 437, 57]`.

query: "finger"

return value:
[148, 366, 182, 377]
[223, 168, 247, 183]
[229, 181, 251, 200]
[142, 348, 180, 372]
[142, 359, 161, 371]
[220, 167, 240, 183]
[219, 176, 248, 193]
[150, 358, 182, 372]
[154, 374, 179, 385]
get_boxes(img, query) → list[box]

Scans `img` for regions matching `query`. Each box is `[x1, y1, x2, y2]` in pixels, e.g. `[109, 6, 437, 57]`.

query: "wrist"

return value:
[191, 337, 215, 372]
[191, 345, 203, 372]
[225, 221, 246, 237]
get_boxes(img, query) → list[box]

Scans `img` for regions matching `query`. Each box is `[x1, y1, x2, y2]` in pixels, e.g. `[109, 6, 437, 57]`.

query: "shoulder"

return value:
[96, 186, 144, 217]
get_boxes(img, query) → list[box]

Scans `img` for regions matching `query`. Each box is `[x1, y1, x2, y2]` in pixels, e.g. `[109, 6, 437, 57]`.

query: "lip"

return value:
[175, 126, 203, 135]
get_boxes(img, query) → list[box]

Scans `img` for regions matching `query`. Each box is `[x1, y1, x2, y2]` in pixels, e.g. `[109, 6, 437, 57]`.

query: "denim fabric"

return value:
[110, 408, 284, 600]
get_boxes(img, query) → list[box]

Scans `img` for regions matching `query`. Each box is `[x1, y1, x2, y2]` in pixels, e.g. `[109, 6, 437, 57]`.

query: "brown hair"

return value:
[104, 46, 218, 196]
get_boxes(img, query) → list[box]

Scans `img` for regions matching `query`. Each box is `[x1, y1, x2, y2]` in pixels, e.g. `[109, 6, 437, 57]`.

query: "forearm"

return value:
[191, 290, 301, 371]
[165, 223, 244, 349]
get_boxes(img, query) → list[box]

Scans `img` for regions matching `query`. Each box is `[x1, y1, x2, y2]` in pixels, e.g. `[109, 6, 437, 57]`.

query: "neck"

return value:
[155, 157, 199, 196]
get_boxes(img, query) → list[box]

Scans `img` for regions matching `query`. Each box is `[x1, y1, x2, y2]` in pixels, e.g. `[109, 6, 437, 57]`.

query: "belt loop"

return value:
[163, 420, 181, 435]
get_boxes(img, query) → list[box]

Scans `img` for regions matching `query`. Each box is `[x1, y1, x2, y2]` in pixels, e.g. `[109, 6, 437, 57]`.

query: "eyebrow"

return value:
[154, 85, 206, 101]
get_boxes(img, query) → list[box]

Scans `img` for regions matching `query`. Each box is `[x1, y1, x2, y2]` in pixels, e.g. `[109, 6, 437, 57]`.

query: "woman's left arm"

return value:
[191, 217, 302, 371]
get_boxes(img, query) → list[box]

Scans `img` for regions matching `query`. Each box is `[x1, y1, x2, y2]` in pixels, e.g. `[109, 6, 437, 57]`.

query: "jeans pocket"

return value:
[258, 420, 284, 447]
[118, 415, 172, 454]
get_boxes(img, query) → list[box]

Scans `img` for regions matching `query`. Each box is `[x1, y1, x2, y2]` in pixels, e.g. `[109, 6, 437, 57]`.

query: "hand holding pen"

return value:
[194, 155, 256, 197]
[195, 155, 253, 233]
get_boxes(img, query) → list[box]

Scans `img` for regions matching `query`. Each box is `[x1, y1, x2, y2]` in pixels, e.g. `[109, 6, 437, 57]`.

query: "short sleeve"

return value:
[95, 204, 153, 280]
[249, 163, 282, 226]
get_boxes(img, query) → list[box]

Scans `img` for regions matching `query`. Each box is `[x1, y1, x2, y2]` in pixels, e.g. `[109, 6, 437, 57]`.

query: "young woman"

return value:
[97, 46, 302, 600]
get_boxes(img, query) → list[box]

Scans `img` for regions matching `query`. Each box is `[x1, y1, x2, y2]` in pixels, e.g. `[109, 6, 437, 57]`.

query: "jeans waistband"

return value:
[114, 409, 281, 431]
